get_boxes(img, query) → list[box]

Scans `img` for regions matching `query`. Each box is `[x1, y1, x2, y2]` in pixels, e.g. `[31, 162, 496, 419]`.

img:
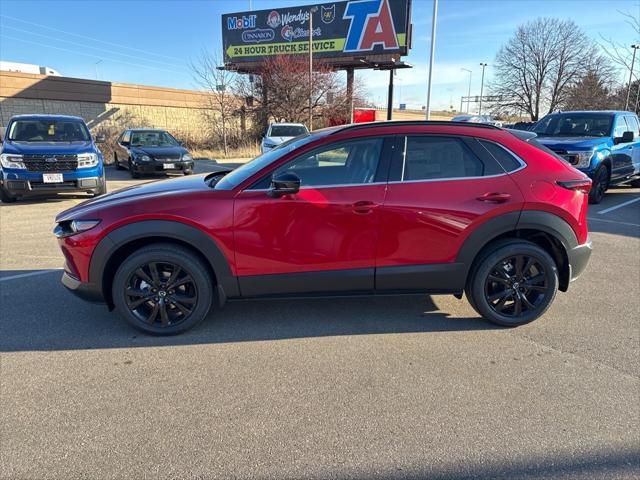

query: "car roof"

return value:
[546, 110, 630, 116]
[128, 128, 168, 132]
[269, 123, 307, 127]
[10, 114, 85, 121]
[326, 120, 502, 135]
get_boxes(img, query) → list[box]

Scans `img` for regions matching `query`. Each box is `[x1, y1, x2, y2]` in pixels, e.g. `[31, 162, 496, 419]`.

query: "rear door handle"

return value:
[352, 200, 376, 214]
[476, 192, 511, 203]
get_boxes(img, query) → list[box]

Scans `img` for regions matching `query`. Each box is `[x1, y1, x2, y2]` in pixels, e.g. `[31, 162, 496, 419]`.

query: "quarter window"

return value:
[402, 136, 487, 181]
[270, 138, 384, 187]
[478, 140, 522, 172]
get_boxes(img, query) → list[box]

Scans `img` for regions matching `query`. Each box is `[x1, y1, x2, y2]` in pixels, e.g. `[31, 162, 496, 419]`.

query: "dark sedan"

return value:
[114, 129, 194, 178]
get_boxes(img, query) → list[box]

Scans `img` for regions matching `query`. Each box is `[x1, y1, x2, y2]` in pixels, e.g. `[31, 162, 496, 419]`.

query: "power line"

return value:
[0, 34, 189, 76]
[3, 25, 187, 71]
[0, 14, 184, 62]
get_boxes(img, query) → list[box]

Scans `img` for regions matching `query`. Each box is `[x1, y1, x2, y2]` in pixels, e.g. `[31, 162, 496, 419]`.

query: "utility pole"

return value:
[425, 0, 438, 120]
[308, 6, 318, 131]
[461, 68, 472, 113]
[626, 45, 639, 111]
[478, 62, 488, 115]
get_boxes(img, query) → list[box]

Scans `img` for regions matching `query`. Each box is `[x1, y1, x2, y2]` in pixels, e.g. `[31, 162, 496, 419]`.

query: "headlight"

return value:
[54, 219, 101, 238]
[182, 153, 193, 161]
[0, 153, 26, 169]
[569, 150, 595, 168]
[137, 154, 152, 162]
[77, 153, 99, 168]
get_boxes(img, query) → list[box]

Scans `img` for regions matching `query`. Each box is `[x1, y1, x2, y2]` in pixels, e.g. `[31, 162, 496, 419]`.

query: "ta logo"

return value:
[321, 5, 336, 24]
[343, 0, 398, 52]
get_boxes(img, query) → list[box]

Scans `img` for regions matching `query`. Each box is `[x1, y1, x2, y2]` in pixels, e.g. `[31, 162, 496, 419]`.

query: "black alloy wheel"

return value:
[113, 244, 213, 335]
[125, 261, 197, 327]
[468, 241, 558, 327]
[589, 166, 608, 204]
[484, 254, 549, 318]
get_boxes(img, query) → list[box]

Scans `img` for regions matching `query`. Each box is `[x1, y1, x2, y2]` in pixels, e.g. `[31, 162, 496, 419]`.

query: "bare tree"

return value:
[600, 8, 640, 72]
[491, 18, 599, 120]
[190, 51, 241, 156]
[237, 55, 356, 130]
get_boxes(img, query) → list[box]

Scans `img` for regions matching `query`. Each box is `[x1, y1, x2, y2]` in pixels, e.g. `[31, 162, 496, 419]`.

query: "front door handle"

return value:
[476, 192, 511, 203]
[352, 200, 376, 214]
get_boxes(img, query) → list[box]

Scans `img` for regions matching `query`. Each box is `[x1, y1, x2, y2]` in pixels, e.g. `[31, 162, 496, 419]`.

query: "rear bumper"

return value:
[133, 161, 193, 173]
[567, 238, 592, 282]
[61, 271, 105, 303]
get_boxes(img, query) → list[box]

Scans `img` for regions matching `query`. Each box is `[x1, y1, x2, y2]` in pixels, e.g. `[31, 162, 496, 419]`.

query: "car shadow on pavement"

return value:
[0, 270, 497, 353]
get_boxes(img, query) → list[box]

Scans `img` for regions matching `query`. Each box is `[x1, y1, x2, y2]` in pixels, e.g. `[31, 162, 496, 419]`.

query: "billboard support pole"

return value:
[346, 67, 354, 123]
[308, 6, 318, 131]
[387, 70, 394, 121]
[425, 0, 438, 120]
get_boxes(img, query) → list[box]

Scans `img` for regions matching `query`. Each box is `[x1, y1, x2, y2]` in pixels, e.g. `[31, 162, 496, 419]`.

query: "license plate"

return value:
[43, 173, 63, 183]
[163, 163, 175, 169]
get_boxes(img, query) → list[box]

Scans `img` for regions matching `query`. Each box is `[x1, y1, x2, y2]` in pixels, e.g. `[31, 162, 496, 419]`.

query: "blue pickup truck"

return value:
[533, 110, 640, 203]
[0, 114, 106, 203]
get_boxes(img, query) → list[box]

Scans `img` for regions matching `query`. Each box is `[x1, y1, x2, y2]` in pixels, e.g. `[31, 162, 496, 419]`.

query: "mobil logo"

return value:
[343, 0, 399, 52]
[227, 14, 257, 30]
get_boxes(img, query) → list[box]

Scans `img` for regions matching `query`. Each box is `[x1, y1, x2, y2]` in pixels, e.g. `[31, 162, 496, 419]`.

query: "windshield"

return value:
[269, 125, 308, 137]
[533, 114, 613, 137]
[8, 119, 90, 142]
[131, 131, 179, 147]
[215, 134, 315, 190]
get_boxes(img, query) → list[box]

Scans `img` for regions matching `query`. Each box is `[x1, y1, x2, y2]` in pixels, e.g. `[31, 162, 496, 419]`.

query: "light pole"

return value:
[94, 59, 102, 80]
[425, 0, 438, 120]
[478, 62, 488, 115]
[461, 68, 472, 113]
[308, 6, 318, 130]
[625, 44, 639, 111]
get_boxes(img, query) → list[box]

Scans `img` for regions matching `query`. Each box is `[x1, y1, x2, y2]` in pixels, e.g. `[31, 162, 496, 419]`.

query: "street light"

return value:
[425, 0, 438, 120]
[461, 68, 472, 113]
[478, 62, 488, 115]
[308, 6, 318, 131]
[94, 59, 102, 80]
[625, 44, 639, 111]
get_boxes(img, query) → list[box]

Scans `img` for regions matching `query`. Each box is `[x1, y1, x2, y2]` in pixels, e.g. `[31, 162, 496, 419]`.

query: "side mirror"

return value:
[614, 131, 634, 144]
[121, 141, 130, 147]
[268, 172, 300, 198]
[95, 134, 106, 143]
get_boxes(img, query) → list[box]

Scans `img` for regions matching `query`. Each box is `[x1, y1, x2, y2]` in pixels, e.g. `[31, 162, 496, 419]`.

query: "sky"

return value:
[0, 0, 639, 112]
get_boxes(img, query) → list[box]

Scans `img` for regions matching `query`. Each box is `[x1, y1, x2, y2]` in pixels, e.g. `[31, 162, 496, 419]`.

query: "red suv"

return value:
[55, 122, 592, 335]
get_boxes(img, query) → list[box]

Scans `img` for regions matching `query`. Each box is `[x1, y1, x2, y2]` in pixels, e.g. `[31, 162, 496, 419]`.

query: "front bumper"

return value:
[1, 167, 104, 196]
[567, 238, 593, 282]
[133, 160, 194, 173]
[61, 271, 105, 303]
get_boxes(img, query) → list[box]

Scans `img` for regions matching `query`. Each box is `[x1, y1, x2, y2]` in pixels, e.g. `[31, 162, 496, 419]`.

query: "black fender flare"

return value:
[455, 210, 577, 284]
[90, 220, 240, 305]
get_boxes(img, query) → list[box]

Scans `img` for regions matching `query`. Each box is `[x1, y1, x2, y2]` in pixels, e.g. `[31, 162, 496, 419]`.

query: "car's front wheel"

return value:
[467, 241, 558, 327]
[589, 166, 608, 204]
[112, 244, 214, 335]
[0, 186, 17, 203]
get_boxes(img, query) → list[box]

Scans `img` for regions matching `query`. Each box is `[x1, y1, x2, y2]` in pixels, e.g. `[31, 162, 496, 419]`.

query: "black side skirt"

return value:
[236, 263, 465, 298]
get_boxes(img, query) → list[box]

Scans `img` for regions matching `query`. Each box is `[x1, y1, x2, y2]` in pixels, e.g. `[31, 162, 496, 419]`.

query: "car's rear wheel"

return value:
[589, 166, 608, 204]
[114, 154, 123, 170]
[468, 241, 558, 327]
[112, 244, 213, 335]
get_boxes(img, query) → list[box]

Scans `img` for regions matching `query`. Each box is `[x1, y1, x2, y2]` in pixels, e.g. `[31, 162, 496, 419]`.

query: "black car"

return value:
[114, 129, 194, 178]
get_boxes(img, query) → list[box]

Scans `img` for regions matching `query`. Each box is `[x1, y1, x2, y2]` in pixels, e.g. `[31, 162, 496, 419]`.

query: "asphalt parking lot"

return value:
[0, 167, 638, 479]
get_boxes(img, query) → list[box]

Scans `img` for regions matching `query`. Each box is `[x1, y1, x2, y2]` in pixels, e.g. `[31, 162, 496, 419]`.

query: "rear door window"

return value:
[624, 115, 640, 137]
[400, 136, 498, 181]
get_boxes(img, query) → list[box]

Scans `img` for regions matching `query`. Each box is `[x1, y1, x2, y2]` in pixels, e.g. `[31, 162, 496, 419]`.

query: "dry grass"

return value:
[191, 143, 261, 161]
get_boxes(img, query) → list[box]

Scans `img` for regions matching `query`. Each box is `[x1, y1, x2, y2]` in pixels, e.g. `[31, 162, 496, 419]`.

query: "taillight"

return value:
[557, 179, 592, 194]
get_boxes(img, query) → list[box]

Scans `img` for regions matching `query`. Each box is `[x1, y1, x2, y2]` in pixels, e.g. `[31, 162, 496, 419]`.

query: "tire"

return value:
[467, 241, 558, 327]
[92, 175, 107, 197]
[0, 186, 17, 203]
[589, 166, 609, 204]
[129, 160, 140, 179]
[115, 154, 123, 170]
[112, 244, 214, 335]
[630, 178, 640, 188]
[183, 169, 193, 175]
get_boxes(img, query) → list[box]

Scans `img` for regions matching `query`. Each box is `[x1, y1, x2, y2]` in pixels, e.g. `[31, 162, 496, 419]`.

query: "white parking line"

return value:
[0, 269, 61, 282]
[588, 217, 640, 227]
[598, 197, 640, 215]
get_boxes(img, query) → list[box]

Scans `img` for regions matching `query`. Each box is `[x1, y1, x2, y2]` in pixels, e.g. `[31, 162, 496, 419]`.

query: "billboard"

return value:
[222, 0, 411, 65]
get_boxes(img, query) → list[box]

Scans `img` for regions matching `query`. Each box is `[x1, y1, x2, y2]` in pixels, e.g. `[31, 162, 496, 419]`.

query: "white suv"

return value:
[261, 123, 309, 154]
